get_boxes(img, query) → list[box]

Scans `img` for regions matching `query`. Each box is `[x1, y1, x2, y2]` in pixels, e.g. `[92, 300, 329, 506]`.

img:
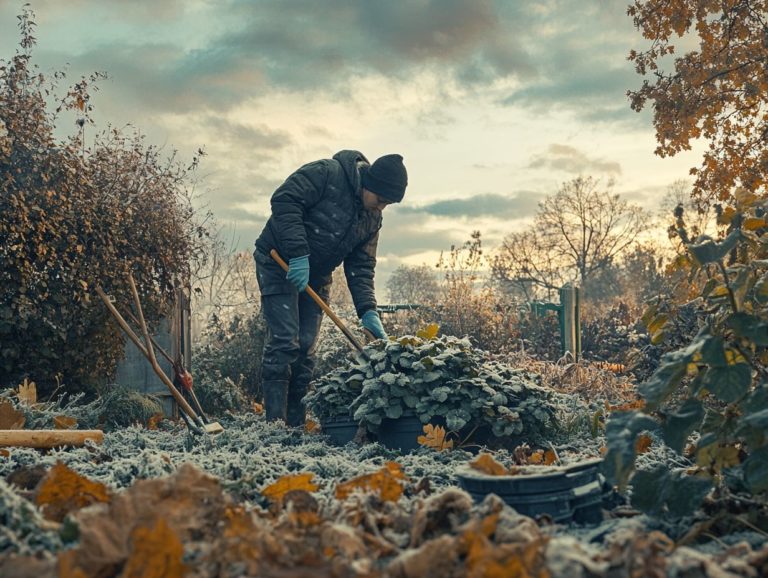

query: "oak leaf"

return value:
[335, 462, 408, 502]
[122, 517, 187, 578]
[469, 453, 509, 476]
[416, 323, 440, 340]
[418, 424, 454, 452]
[146, 413, 163, 430]
[35, 461, 111, 522]
[17, 378, 37, 405]
[261, 473, 319, 503]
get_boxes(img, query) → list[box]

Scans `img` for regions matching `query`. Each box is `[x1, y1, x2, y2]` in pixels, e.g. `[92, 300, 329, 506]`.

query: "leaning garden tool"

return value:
[95, 276, 224, 435]
[270, 249, 372, 361]
[124, 310, 212, 426]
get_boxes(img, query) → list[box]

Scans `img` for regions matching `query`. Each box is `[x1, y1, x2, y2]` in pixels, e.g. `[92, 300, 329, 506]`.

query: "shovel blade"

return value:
[203, 421, 225, 434]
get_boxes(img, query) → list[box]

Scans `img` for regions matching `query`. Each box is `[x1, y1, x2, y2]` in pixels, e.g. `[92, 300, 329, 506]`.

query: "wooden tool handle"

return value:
[0, 430, 104, 448]
[270, 249, 369, 358]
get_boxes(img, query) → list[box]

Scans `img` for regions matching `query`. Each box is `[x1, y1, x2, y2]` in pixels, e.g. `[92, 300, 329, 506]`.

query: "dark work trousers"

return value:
[254, 250, 329, 407]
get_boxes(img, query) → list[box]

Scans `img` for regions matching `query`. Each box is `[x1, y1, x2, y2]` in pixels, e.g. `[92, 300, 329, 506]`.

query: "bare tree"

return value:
[494, 176, 650, 298]
[191, 225, 260, 343]
[386, 264, 439, 305]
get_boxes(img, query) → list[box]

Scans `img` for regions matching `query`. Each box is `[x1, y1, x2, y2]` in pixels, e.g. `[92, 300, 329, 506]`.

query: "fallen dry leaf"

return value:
[53, 415, 78, 430]
[335, 462, 408, 502]
[305, 418, 319, 433]
[122, 517, 187, 578]
[0, 399, 25, 429]
[469, 453, 509, 476]
[146, 413, 164, 430]
[528, 449, 557, 466]
[418, 424, 454, 452]
[252, 401, 264, 414]
[17, 378, 37, 405]
[36, 461, 111, 522]
[261, 473, 319, 504]
[635, 434, 653, 454]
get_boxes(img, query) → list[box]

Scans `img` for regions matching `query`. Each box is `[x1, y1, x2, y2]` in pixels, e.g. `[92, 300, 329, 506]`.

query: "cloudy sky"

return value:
[0, 0, 704, 297]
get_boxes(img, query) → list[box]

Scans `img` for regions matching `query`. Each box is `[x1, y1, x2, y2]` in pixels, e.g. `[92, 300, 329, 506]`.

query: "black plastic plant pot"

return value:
[571, 479, 603, 525]
[465, 487, 574, 522]
[321, 415, 358, 446]
[564, 458, 603, 487]
[456, 465, 573, 495]
[376, 411, 425, 452]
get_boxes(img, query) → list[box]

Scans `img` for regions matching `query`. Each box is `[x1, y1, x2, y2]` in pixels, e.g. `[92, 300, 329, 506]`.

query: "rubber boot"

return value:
[286, 382, 308, 428]
[263, 380, 289, 422]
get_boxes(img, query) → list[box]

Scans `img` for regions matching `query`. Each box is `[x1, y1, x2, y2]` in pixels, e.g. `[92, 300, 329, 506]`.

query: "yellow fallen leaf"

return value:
[17, 378, 37, 405]
[261, 473, 319, 503]
[0, 399, 25, 429]
[469, 453, 509, 476]
[418, 424, 454, 452]
[36, 462, 111, 522]
[335, 462, 408, 502]
[416, 323, 440, 340]
[122, 517, 187, 578]
[53, 415, 78, 430]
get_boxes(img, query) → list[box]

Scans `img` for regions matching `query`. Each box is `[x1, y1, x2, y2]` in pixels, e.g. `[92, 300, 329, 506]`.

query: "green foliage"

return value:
[305, 334, 557, 443]
[192, 313, 266, 399]
[98, 385, 163, 430]
[0, 9, 207, 395]
[193, 376, 248, 416]
[606, 195, 768, 516]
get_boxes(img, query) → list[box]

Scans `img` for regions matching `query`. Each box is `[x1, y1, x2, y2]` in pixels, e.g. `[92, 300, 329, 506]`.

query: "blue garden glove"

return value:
[361, 310, 387, 340]
[286, 255, 310, 292]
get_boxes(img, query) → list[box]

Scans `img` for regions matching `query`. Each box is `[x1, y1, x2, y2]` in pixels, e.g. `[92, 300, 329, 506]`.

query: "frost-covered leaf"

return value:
[36, 462, 111, 522]
[261, 473, 319, 503]
[335, 462, 407, 502]
[469, 453, 508, 476]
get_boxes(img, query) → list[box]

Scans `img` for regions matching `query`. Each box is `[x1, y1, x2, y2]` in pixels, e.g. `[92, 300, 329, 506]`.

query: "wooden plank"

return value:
[0, 430, 104, 448]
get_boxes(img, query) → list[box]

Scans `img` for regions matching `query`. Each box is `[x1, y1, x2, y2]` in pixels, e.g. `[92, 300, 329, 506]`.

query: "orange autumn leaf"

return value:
[146, 413, 164, 430]
[122, 517, 187, 578]
[528, 449, 557, 466]
[335, 462, 408, 502]
[36, 462, 111, 522]
[0, 399, 25, 429]
[261, 473, 319, 503]
[252, 401, 264, 414]
[469, 453, 509, 476]
[418, 424, 454, 452]
[53, 415, 78, 430]
[304, 419, 319, 433]
[636, 434, 653, 454]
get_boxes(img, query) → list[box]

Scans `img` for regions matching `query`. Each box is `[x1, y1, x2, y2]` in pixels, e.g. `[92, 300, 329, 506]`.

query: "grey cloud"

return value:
[528, 144, 622, 175]
[199, 117, 292, 153]
[400, 192, 544, 219]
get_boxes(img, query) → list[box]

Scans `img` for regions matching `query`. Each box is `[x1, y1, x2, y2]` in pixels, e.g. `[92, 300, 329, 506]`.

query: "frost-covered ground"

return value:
[2, 411, 768, 577]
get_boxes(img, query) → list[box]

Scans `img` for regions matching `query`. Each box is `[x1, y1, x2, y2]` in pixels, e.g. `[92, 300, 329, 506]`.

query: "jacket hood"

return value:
[333, 150, 370, 191]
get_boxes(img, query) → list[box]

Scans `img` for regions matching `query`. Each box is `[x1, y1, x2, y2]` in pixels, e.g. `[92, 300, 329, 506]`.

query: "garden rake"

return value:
[270, 249, 373, 361]
[96, 275, 224, 435]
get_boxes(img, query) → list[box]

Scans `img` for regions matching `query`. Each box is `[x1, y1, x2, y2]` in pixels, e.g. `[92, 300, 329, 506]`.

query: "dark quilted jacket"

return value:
[255, 150, 382, 317]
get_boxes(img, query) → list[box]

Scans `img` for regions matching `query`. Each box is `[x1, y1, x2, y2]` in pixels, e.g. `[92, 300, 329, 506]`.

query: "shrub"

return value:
[305, 334, 557, 444]
[0, 10, 207, 395]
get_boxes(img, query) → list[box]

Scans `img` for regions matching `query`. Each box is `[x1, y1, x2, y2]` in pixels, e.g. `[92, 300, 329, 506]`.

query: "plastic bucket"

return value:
[376, 412, 425, 452]
[321, 416, 358, 446]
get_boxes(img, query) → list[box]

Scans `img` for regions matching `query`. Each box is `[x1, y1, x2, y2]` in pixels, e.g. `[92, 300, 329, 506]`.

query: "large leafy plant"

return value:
[605, 193, 768, 516]
[305, 334, 556, 442]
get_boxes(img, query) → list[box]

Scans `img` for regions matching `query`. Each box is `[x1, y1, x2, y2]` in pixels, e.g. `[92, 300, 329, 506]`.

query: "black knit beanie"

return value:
[361, 154, 408, 203]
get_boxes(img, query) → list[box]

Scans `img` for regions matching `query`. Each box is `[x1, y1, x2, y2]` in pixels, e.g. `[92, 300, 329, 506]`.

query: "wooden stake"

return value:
[0, 429, 104, 448]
